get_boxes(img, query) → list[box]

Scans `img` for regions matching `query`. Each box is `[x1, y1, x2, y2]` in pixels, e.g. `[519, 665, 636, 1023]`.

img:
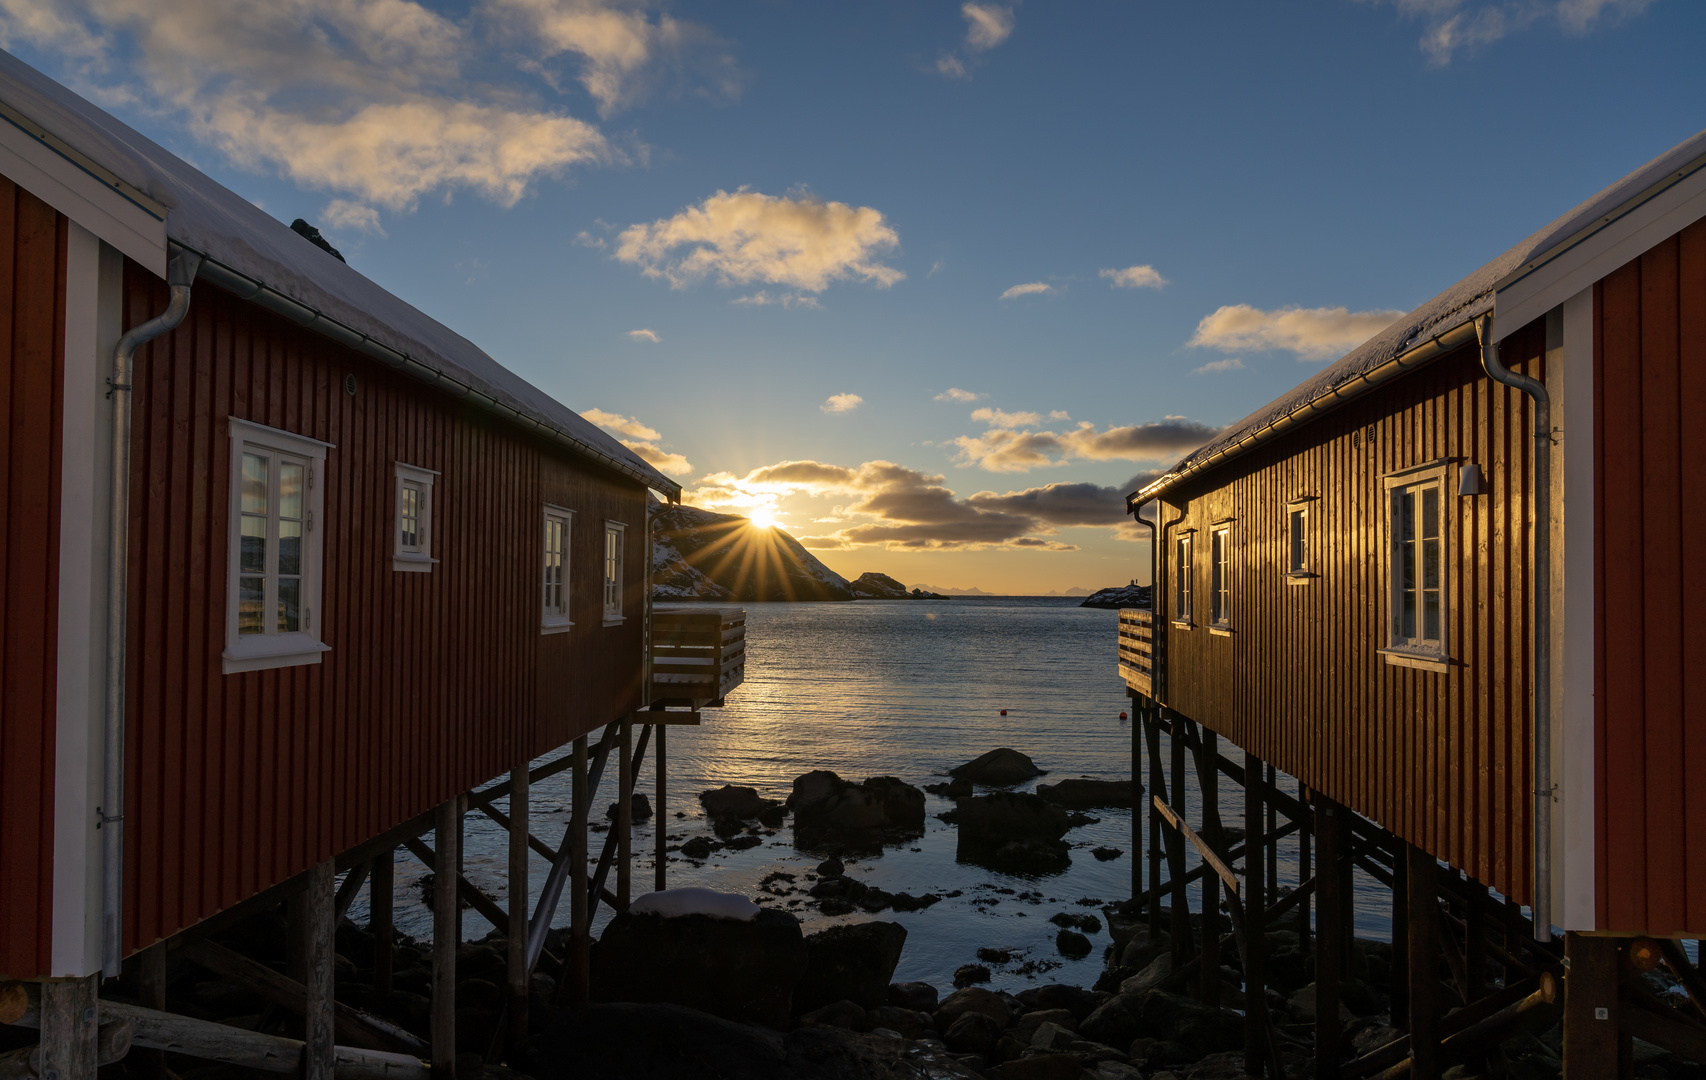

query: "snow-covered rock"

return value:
[1079, 583, 1152, 609]
[628, 887, 761, 922]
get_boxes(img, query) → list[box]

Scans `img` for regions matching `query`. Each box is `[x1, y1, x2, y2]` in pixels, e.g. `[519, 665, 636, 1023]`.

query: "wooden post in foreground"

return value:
[568, 734, 590, 1008]
[1168, 713, 1192, 970]
[1198, 725, 1221, 1008]
[507, 763, 530, 1044]
[1390, 845, 1409, 1030]
[371, 852, 394, 999]
[1314, 793, 1345, 1079]
[1243, 749, 1267, 1076]
[139, 944, 168, 1079]
[1405, 843, 1441, 1080]
[655, 724, 668, 894]
[432, 799, 459, 1079]
[1130, 697, 1142, 901]
[1145, 707, 1164, 939]
[305, 860, 335, 1080]
[1562, 932, 1623, 1079]
[39, 977, 98, 1080]
[617, 717, 633, 910]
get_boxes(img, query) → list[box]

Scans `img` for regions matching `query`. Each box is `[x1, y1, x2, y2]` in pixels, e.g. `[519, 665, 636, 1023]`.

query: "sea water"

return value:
[349, 597, 1398, 992]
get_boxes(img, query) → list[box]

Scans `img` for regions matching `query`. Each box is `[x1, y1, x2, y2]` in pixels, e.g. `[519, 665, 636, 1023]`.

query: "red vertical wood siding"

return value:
[1593, 219, 1706, 935]
[1154, 334, 1544, 904]
[121, 263, 648, 953]
[0, 182, 67, 979]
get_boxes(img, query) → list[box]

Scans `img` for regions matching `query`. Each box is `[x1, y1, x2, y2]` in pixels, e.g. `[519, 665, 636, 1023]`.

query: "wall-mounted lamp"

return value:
[1459, 463, 1488, 496]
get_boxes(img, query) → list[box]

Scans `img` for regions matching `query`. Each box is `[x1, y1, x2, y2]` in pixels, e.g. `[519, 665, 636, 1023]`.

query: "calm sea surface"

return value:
[351, 597, 1397, 992]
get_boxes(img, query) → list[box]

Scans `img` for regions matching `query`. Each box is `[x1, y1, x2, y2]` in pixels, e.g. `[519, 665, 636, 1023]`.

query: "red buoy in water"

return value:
[999, 709, 1007, 715]
[1119, 711, 1128, 720]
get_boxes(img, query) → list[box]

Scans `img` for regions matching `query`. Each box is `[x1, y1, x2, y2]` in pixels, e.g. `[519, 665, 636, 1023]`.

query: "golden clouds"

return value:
[1187, 303, 1403, 361]
[582, 407, 692, 476]
[952, 419, 1220, 472]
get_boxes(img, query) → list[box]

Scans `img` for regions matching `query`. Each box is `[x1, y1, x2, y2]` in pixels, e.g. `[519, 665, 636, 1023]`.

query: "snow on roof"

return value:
[1138, 126, 1706, 504]
[0, 49, 679, 498]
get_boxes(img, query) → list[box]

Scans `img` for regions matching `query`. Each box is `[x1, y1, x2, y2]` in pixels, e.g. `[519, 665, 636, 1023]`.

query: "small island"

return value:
[1078, 582, 1151, 609]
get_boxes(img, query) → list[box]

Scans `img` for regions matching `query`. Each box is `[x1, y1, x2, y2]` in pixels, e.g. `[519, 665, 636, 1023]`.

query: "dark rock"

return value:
[923, 778, 974, 798]
[606, 793, 653, 820]
[1048, 912, 1101, 934]
[949, 748, 1042, 786]
[1078, 584, 1150, 610]
[799, 999, 868, 1032]
[935, 986, 1013, 1030]
[849, 572, 930, 600]
[757, 805, 786, 828]
[952, 792, 1072, 871]
[1033, 984, 1099, 1021]
[888, 982, 939, 1012]
[867, 1005, 931, 1039]
[952, 965, 991, 988]
[589, 909, 807, 1029]
[1055, 930, 1092, 958]
[943, 1012, 1003, 1056]
[790, 772, 927, 835]
[817, 857, 845, 878]
[1063, 812, 1099, 828]
[1035, 779, 1134, 808]
[976, 947, 1013, 964]
[857, 888, 895, 913]
[700, 785, 778, 820]
[1077, 993, 1145, 1049]
[1013, 1008, 1077, 1041]
[456, 977, 503, 1010]
[1136, 990, 1243, 1056]
[725, 835, 764, 851]
[889, 892, 941, 912]
[680, 837, 714, 860]
[1091, 847, 1124, 861]
[809, 877, 865, 900]
[988, 1054, 1083, 1080]
[818, 897, 856, 916]
[795, 922, 908, 1013]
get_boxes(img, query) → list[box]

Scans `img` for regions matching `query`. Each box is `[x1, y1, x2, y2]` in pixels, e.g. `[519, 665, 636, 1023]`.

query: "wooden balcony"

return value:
[1118, 607, 1158, 700]
[651, 604, 746, 708]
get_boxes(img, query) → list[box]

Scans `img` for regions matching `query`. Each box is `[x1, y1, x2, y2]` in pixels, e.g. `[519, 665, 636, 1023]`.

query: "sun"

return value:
[747, 507, 779, 530]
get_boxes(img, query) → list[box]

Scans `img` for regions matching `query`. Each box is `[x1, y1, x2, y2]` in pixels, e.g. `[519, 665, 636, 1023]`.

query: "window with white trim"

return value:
[224, 418, 333, 674]
[603, 522, 626, 624]
[1173, 531, 1193, 626]
[1287, 501, 1310, 577]
[542, 506, 573, 634]
[1383, 464, 1449, 663]
[1210, 526, 1230, 628]
[393, 462, 439, 572]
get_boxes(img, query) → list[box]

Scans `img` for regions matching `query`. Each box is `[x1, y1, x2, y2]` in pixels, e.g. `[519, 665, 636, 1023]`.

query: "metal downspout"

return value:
[1476, 313, 1554, 942]
[102, 247, 202, 977]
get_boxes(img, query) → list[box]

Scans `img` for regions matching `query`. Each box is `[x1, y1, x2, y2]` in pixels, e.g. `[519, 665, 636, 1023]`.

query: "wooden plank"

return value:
[1406, 845, 1440, 1080]
[431, 801, 457, 1079]
[1316, 794, 1345, 1078]
[1151, 794, 1239, 897]
[507, 765, 529, 1045]
[306, 861, 335, 1080]
[1562, 931, 1621, 1076]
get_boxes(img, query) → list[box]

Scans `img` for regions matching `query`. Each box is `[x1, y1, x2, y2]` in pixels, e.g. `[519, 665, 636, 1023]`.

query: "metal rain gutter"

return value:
[1132, 314, 1484, 505]
[193, 256, 682, 503]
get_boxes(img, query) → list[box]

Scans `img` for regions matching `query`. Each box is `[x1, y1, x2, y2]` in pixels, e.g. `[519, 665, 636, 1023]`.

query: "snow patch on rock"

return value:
[628, 887, 761, 921]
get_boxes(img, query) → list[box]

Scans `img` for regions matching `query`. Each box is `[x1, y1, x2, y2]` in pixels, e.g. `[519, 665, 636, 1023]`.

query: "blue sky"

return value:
[7, 0, 1702, 591]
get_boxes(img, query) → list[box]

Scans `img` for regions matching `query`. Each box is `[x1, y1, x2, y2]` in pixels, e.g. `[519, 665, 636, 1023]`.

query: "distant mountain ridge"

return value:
[653, 504, 852, 601]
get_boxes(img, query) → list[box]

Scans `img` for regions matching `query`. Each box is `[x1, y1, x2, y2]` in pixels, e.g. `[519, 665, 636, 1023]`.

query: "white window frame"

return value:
[1286, 497, 1316, 583]
[1172, 529, 1195, 628]
[223, 418, 333, 674]
[393, 462, 439, 573]
[603, 521, 627, 625]
[1380, 461, 1451, 670]
[1209, 524, 1232, 632]
[542, 505, 573, 634]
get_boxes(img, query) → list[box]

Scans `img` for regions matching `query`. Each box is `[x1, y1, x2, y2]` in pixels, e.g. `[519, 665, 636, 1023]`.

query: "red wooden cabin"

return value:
[0, 48, 723, 1070]
[1122, 128, 1706, 1076]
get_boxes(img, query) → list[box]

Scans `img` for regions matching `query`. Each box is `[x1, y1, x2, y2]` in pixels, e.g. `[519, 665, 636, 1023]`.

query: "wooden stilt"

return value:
[1390, 845, 1409, 1031]
[1131, 697, 1142, 901]
[306, 860, 336, 1080]
[1244, 750, 1268, 1076]
[1562, 932, 1623, 1079]
[139, 943, 168, 1079]
[655, 724, 668, 894]
[39, 977, 98, 1080]
[1145, 707, 1165, 939]
[1406, 844, 1441, 1080]
[507, 763, 530, 1045]
[568, 734, 591, 1008]
[455, 797, 466, 948]
[371, 852, 394, 1000]
[617, 716, 633, 909]
[1168, 712, 1192, 969]
[1198, 724, 1221, 1008]
[1299, 793, 1313, 953]
[432, 799, 459, 1079]
[1314, 793, 1344, 1079]
[1463, 877, 1488, 1003]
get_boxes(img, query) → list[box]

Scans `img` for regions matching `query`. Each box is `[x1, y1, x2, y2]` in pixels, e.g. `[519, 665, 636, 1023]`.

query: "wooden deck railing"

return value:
[651, 604, 746, 706]
[1118, 607, 1157, 699]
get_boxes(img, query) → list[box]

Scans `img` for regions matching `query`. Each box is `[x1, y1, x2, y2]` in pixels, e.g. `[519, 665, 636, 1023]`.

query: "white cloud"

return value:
[1048, 410, 1070, 421]
[573, 230, 608, 249]
[971, 407, 1041, 427]
[961, 3, 1015, 50]
[1362, 0, 1653, 64]
[1, 0, 620, 212]
[321, 198, 385, 236]
[616, 188, 904, 293]
[935, 54, 968, 79]
[732, 290, 822, 309]
[1193, 356, 1246, 375]
[952, 419, 1221, 472]
[821, 393, 863, 414]
[627, 328, 661, 343]
[481, 0, 744, 117]
[581, 406, 692, 475]
[1100, 264, 1167, 290]
[1000, 281, 1052, 301]
[935, 387, 985, 402]
[1188, 303, 1404, 361]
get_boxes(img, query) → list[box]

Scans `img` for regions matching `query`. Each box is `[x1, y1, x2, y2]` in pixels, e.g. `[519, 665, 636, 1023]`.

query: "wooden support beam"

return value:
[176, 940, 427, 1057]
[567, 735, 591, 1008]
[1152, 796, 1239, 897]
[655, 725, 668, 895]
[333, 862, 370, 925]
[337, 811, 438, 876]
[0, 1020, 130, 1080]
[1196, 724, 1223, 1009]
[1343, 973, 1550, 1079]
[1131, 699, 1143, 902]
[1659, 940, 1706, 1025]
[371, 854, 394, 1000]
[139, 944, 168, 1079]
[1143, 708, 1165, 939]
[1299, 796, 1313, 954]
[1464, 877, 1488, 1003]
[585, 724, 654, 921]
[1390, 851, 1408, 1032]
[636, 711, 700, 725]
[617, 717, 633, 910]
[474, 800, 554, 863]
[402, 838, 507, 932]
[1620, 1002, 1706, 1066]
[1168, 713, 1192, 970]
[463, 748, 581, 815]
[306, 860, 336, 1080]
[1245, 750, 1269, 1077]
[1370, 974, 1560, 1080]
[528, 720, 620, 977]
[432, 799, 459, 1080]
[1405, 844, 1441, 1080]
[1265, 762, 1278, 907]
[1315, 793, 1346, 1079]
[39, 978, 97, 1080]
[1127, 822, 1299, 912]
[507, 762, 530, 1046]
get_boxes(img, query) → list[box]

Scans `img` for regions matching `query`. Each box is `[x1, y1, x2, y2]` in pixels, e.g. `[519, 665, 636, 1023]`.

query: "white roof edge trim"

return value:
[196, 254, 684, 500]
[0, 107, 165, 276]
[1493, 163, 1706, 342]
